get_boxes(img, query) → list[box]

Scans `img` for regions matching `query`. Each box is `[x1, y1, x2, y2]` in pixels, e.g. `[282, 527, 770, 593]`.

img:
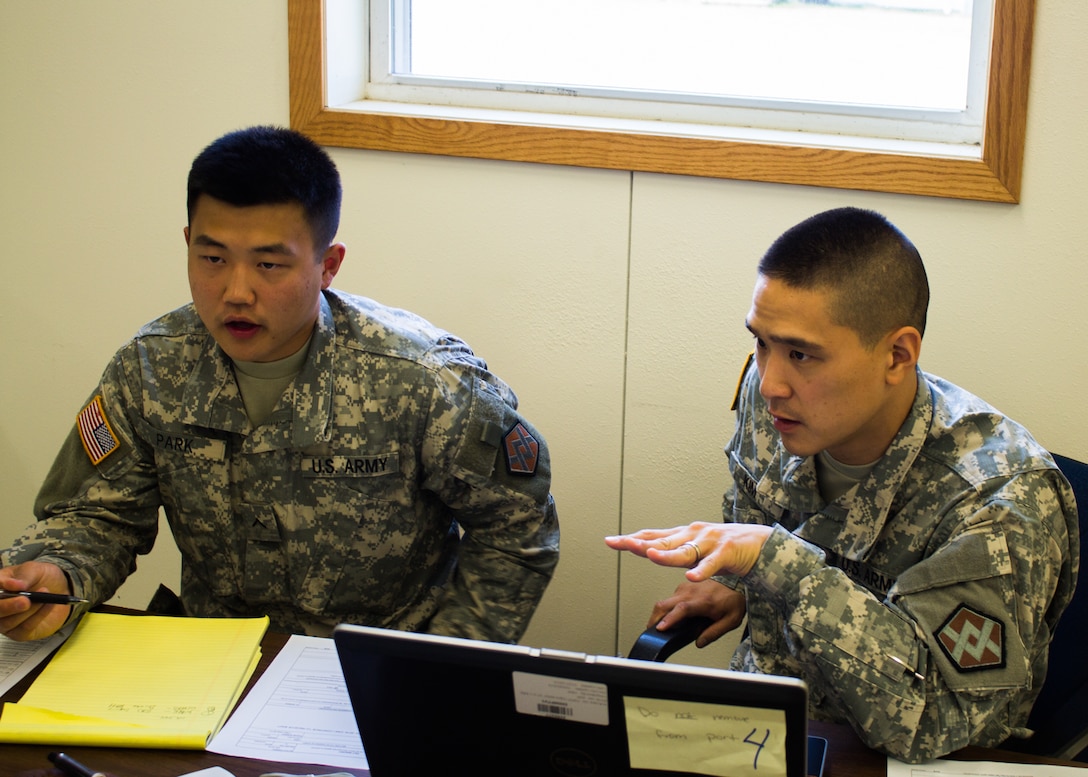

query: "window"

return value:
[289, 0, 1035, 202]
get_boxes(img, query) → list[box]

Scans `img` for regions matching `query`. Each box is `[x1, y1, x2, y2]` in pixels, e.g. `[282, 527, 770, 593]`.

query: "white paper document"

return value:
[888, 756, 1087, 776]
[0, 623, 75, 697]
[208, 634, 368, 770]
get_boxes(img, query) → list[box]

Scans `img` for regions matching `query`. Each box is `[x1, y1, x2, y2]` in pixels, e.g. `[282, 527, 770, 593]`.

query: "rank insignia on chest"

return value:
[936, 604, 1006, 672]
[76, 395, 120, 465]
[503, 421, 539, 476]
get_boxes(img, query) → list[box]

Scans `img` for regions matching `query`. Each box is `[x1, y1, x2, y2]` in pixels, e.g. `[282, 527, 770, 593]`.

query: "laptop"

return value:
[333, 625, 826, 777]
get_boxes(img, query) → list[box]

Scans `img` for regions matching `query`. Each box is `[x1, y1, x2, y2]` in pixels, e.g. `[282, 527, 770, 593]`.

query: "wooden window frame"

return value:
[288, 0, 1034, 203]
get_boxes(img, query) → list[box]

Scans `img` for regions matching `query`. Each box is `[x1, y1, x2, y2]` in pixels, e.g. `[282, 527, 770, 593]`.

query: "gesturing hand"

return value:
[605, 521, 772, 581]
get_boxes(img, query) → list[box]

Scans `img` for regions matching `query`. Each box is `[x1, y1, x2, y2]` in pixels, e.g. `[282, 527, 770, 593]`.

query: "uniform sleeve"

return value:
[740, 476, 1072, 763]
[418, 352, 559, 643]
[1, 350, 162, 613]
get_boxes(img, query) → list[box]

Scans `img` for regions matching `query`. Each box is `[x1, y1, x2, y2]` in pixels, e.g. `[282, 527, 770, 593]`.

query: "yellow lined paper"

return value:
[0, 612, 268, 748]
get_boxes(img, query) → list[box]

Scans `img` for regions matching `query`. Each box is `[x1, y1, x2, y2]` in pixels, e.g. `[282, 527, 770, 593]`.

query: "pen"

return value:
[48, 752, 108, 777]
[887, 653, 926, 682]
[0, 591, 88, 605]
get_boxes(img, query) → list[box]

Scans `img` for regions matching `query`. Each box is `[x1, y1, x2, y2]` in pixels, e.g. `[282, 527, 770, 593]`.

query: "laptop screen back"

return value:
[333, 625, 811, 777]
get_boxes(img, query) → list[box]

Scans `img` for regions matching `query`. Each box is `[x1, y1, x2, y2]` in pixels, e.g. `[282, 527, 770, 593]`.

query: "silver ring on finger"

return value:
[680, 541, 702, 566]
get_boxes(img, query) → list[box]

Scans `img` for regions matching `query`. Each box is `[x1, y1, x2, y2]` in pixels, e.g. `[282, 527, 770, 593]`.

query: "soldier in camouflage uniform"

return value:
[607, 208, 1078, 763]
[0, 126, 559, 644]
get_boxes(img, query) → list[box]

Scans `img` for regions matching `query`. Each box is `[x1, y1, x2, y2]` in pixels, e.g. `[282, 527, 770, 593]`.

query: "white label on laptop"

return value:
[624, 696, 787, 777]
[512, 671, 610, 726]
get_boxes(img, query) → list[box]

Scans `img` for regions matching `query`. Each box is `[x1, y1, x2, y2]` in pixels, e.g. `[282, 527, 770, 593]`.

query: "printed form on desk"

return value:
[208, 634, 368, 770]
[888, 756, 1088, 776]
[0, 622, 76, 697]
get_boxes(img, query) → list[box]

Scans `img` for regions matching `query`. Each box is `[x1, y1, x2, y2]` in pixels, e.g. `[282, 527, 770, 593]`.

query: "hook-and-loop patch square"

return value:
[936, 604, 1006, 672]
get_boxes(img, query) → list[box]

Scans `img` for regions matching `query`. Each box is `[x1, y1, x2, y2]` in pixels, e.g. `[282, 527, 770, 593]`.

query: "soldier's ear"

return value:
[320, 244, 345, 289]
[886, 326, 921, 385]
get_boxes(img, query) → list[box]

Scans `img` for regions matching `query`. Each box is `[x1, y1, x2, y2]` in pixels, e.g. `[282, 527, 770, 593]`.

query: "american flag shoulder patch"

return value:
[77, 395, 120, 466]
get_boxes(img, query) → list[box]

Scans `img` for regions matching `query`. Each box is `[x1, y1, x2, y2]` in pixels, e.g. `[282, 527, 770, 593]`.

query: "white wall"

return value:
[2, 1, 1085, 665]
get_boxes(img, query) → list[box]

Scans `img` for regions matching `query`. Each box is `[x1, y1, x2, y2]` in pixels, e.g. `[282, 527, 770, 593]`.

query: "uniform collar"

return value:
[767, 367, 933, 560]
[182, 294, 337, 449]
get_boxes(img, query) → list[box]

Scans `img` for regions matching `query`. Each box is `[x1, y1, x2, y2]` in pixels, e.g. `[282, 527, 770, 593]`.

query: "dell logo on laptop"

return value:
[549, 747, 598, 776]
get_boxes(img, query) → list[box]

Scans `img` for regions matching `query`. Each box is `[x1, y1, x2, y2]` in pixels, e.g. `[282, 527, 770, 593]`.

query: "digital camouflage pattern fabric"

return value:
[3, 290, 559, 643]
[722, 362, 1078, 763]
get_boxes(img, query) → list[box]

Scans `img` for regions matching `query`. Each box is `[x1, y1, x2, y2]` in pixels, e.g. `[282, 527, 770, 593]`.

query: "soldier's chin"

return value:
[213, 331, 260, 361]
[778, 436, 818, 459]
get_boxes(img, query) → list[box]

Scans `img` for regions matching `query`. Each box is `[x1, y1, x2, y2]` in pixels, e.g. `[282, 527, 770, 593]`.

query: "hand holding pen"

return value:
[0, 560, 86, 641]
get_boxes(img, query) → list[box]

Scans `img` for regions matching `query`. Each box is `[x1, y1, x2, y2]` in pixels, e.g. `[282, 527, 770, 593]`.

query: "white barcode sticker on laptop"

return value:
[512, 671, 610, 726]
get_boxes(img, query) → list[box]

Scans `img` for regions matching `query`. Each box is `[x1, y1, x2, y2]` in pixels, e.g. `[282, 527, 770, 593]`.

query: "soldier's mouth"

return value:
[225, 321, 260, 336]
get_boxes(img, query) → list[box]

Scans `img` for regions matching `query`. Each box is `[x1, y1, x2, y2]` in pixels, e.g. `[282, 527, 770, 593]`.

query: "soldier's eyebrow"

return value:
[252, 242, 295, 256]
[191, 234, 227, 248]
[745, 320, 826, 354]
[190, 234, 295, 257]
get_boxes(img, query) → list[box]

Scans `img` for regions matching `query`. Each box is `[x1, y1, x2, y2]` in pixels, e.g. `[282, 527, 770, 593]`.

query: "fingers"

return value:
[0, 562, 73, 641]
[605, 527, 688, 559]
[647, 596, 740, 648]
[651, 581, 722, 629]
[650, 597, 694, 631]
[605, 523, 717, 562]
[0, 567, 28, 592]
[646, 529, 721, 576]
[0, 568, 33, 627]
[609, 522, 773, 581]
[0, 594, 41, 641]
[0, 606, 64, 641]
[0, 593, 71, 641]
[648, 588, 687, 629]
[679, 542, 702, 564]
[648, 580, 748, 641]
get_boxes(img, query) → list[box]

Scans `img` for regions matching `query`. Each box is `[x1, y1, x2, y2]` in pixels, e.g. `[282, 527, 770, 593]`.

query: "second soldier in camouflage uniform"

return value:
[0, 127, 559, 644]
[607, 208, 1077, 763]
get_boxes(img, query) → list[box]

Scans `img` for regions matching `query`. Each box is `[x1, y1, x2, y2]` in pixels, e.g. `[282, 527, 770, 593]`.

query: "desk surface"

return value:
[4, 628, 1086, 777]
[2, 630, 368, 777]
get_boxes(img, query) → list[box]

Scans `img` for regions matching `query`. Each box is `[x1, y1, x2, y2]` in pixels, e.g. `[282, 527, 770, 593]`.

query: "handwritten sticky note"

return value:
[624, 696, 787, 777]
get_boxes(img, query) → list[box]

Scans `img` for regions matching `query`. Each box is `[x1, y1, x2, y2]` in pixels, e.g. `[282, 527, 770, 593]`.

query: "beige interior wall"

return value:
[2, 1, 1085, 663]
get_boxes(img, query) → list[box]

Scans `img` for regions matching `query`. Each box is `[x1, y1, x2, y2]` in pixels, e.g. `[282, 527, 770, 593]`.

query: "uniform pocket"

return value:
[293, 447, 448, 619]
[131, 417, 238, 597]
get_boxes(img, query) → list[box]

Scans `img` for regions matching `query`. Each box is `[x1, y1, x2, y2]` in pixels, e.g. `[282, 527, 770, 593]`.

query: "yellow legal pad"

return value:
[0, 611, 268, 748]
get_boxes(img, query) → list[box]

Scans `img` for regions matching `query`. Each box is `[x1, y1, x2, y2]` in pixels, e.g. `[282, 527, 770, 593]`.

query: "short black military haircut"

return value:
[757, 207, 929, 347]
[186, 126, 342, 252]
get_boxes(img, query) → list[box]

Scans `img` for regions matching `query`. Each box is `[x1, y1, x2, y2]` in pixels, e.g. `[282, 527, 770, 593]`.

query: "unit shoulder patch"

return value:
[936, 603, 1006, 672]
[503, 421, 539, 476]
[77, 395, 120, 466]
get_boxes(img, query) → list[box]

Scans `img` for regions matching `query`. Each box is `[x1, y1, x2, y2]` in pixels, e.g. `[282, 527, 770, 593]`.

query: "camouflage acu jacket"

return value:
[4, 290, 559, 642]
[726, 363, 1078, 763]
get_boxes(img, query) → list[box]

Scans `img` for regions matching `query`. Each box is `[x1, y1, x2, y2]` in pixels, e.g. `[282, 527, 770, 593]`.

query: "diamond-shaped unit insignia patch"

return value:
[936, 604, 1006, 672]
[503, 421, 539, 476]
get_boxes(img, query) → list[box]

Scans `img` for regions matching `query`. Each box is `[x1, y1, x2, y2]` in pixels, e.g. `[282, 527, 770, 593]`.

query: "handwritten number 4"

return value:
[743, 727, 770, 770]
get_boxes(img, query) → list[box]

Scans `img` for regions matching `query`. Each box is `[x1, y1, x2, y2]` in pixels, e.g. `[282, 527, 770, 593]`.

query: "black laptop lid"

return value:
[333, 625, 810, 777]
